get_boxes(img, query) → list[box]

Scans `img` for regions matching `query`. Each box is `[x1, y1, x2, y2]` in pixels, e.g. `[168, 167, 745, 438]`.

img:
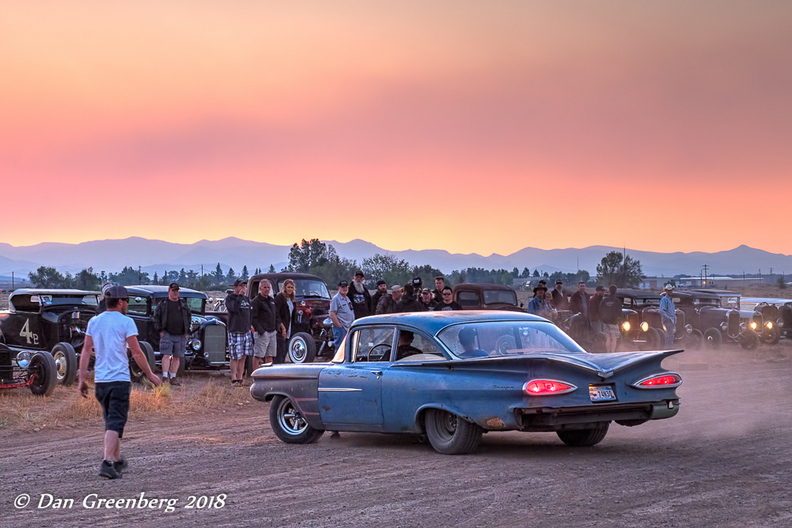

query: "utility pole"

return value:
[11, 271, 14, 290]
[138, 266, 141, 284]
[702, 264, 709, 288]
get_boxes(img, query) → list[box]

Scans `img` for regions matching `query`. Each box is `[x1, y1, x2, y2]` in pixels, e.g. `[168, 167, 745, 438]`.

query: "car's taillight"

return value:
[631, 373, 682, 389]
[523, 379, 577, 396]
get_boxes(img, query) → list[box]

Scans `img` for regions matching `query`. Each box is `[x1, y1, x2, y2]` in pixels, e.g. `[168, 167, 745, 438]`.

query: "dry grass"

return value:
[0, 373, 254, 431]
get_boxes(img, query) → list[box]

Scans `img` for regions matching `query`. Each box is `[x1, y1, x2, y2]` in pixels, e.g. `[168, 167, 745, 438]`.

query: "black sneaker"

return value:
[113, 458, 128, 475]
[99, 460, 121, 479]
[169, 377, 181, 387]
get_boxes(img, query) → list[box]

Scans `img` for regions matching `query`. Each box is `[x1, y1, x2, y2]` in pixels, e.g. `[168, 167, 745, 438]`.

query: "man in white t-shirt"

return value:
[78, 285, 160, 479]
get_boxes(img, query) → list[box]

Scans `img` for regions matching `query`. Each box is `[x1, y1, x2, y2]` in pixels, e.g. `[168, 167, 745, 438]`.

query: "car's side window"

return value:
[394, 330, 444, 361]
[457, 291, 480, 307]
[353, 326, 395, 362]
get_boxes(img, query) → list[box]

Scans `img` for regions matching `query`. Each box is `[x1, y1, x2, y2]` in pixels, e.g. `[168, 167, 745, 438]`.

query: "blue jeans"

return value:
[661, 317, 676, 349]
[332, 326, 348, 351]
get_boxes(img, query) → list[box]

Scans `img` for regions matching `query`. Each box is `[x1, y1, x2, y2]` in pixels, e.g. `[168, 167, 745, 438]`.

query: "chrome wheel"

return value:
[277, 397, 308, 436]
[53, 350, 67, 381]
[290, 337, 308, 363]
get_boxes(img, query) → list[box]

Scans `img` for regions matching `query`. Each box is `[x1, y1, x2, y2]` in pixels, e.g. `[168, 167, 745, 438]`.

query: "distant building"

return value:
[639, 276, 764, 289]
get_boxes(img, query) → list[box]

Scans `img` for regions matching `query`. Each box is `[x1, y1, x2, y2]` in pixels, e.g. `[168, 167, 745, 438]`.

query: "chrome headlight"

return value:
[685, 324, 693, 334]
[750, 321, 757, 330]
[765, 321, 773, 330]
[189, 338, 202, 351]
[16, 351, 31, 368]
[323, 317, 333, 329]
[621, 321, 631, 332]
[640, 322, 649, 332]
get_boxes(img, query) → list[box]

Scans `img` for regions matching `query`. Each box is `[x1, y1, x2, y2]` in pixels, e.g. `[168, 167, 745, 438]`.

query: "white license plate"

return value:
[589, 385, 616, 402]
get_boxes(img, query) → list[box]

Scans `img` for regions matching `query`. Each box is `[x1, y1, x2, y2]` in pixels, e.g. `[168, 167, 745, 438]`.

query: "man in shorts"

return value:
[251, 279, 278, 368]
[78, 285, 161, 479]
[152, 282, 191, 386]
[599, 285, 622, 353]
[226, 279, 252, 386]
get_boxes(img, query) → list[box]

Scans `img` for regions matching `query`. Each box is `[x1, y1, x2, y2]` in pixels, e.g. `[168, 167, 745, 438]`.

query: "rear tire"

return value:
[129, 341, 156, 383]
[269, 395, 324, 444]
[51, 342, 77, 386]
[424, 408, 482, 454]
[287, 332, 317, 364]
[557, 422, 610, 447]
[703, 328, 722, 349]
[29, 352, 58, 396]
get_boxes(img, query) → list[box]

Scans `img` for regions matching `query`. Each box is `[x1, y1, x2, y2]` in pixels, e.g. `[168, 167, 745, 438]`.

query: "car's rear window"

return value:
[276, 280, 330, 300]
[438, 321, 585, 359]
[483, 290, 517, 306]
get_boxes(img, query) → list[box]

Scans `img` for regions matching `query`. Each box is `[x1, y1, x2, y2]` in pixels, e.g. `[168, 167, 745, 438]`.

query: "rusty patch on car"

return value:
[486, 417, 505, 428]
[323, 406, 331, 411]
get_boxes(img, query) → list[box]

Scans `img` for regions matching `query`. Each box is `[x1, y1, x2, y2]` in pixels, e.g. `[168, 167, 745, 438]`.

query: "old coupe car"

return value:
[0, 288, 98, 386]
[124, 285, 227, 377]
[251, 311, 682, 454]
[452, 283, 524, 311]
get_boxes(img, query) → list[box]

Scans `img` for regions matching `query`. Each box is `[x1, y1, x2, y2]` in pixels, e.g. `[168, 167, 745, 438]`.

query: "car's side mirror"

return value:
[134, 297, 142, 303]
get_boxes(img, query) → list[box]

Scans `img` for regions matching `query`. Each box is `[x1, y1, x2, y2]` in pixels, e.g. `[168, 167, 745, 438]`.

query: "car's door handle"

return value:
[371, 370, 382, 376]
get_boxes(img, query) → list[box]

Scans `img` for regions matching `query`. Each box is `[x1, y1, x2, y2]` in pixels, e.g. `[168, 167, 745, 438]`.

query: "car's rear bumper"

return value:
[515, 399, 680, 431]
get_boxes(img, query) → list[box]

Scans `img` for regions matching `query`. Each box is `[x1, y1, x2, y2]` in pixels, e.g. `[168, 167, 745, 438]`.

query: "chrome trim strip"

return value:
[317, 388, 363, 392]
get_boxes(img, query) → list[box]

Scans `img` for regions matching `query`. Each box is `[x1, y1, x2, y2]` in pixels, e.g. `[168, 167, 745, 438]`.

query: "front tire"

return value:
[688, 329, 704, 349]
[703, 327, 722, 349]
[287, 332, 317, 364]
[424, 408, 482, 454]
[760, 326, 780, 345]
[269, 395, 324, 444]
[29, 352, 58, 396]
[740, 330, 758, 350]
[641, 327, 661, 351]
[557, 422, 610, 447]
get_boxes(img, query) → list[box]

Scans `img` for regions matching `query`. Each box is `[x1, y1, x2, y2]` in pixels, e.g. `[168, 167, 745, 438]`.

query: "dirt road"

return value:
[2, 343, 791, 527]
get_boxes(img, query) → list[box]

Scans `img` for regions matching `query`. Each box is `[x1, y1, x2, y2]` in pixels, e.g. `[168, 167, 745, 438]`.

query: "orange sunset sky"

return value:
[1, 1, 790, 256]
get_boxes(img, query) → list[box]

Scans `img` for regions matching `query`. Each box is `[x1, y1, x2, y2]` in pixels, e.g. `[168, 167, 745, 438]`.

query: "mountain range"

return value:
[1, 238, 790, 280]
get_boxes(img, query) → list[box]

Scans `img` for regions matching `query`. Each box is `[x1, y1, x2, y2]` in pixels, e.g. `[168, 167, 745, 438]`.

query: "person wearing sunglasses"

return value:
[436, 286, 462, 311]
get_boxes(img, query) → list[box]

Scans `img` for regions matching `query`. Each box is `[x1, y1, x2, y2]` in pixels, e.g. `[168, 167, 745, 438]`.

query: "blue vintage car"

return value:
[250, 311, 682, 454]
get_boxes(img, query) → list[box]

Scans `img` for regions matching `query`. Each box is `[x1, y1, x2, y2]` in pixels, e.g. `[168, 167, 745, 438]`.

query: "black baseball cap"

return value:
[338, 280, 349, 287]
[354, 270, 364, 277]
[376, 279, 386, 286]
[233, 279, 247, 287]
[169, 282, 180, 290]
[105, 285, 129, 300]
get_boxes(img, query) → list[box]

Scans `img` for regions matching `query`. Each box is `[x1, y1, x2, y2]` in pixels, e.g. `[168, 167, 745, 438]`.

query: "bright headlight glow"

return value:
[640, 322, 649, 332]
[766, 321, 774, 330]
[750, 321, 758, 330]
[622, 321, 631, 332]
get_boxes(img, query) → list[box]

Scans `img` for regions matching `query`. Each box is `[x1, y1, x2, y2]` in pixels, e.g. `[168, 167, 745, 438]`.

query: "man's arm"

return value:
[127, 336, 161, 386]
[329, 310, 341, 328]
[78, 335, 94, 398]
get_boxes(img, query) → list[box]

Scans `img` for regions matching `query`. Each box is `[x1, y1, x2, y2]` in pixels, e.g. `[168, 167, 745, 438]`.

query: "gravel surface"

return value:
[1, 343, 791, 527]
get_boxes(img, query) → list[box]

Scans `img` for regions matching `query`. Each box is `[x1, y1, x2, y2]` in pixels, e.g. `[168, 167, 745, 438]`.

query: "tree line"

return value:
[25, 241, 647, 291]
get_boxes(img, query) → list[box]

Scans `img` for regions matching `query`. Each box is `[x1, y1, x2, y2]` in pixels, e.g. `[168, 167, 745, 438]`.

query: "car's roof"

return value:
[350, 310, 547, 335]
[125, 285, 206, 298]
[453, 283, 515, 291]
[690, 289, 738, 294]
[249, 272, 326, 283]
[9, 289, 99, 298]
[616, 289, 662, 299]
